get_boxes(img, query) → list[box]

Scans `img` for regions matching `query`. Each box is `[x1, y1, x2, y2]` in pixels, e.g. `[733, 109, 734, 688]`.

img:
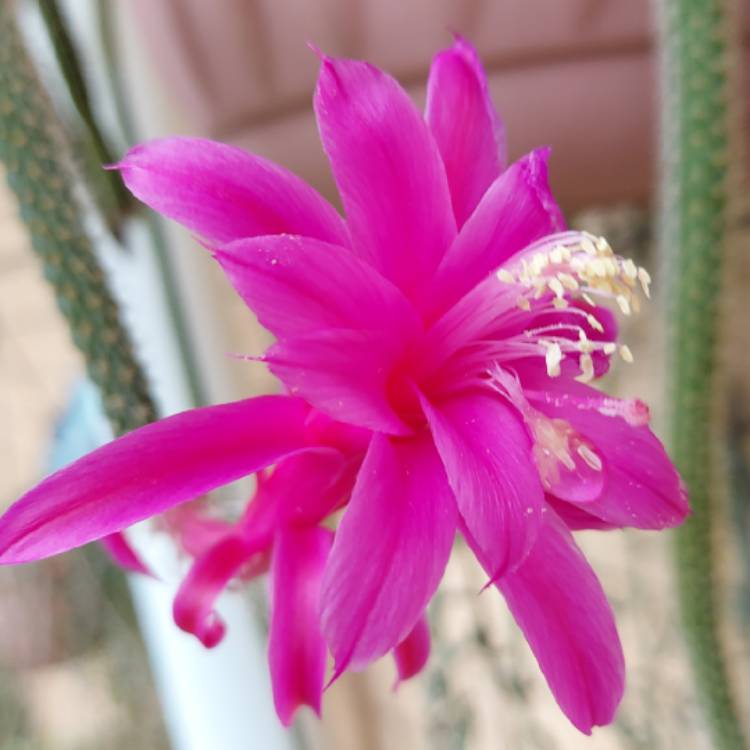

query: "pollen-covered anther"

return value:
[589, 257, 608, 278]
[576, 353, 595, 383]
[558, 273, 579, 291]
[586, 313, 604, 333]
[616, 295, 631, 315]
[549, 245, 565, 264]
[533, 279, 548, 299]
[530, 252, 549, 274]
[637, 267, 651, 298]
[623, 258, 638, 279]
[577, 443, 603, 471]
[577, 329, 594, 354]
[544, 342, 563, 377]
[507, 232, 652, 324]
[619, 345, 634, 363]
[548, 277, 565, 298]
[581, 237, 597, 256]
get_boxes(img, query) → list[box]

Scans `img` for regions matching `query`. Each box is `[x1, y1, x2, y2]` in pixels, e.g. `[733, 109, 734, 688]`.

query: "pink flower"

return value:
[0, 38, 688, 733]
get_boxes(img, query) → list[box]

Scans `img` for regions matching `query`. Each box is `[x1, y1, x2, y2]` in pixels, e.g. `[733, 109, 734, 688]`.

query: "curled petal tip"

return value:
[278, 699, 322, 728]
[307, 41, 327, 62]
[393, 616, 430, 688]
[531, 144, 553, 165]
[99, 531, 154, 578]
[199, 619, 226, 649]
[390, 677, 413, 693]
[448, 31, 472, 51]
[315, 53, 345, 91]
[478, 556, 524, 594]
[323, 661, 348, 693]
[445, 27, 462, 42]
[478, 578, 494, 595]
[175, 601, 227, 649]
[195, 237, 214, 252]
[226, 351, 265, 363]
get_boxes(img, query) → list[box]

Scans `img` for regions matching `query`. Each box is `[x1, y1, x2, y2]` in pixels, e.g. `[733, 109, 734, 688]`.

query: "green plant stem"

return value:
[660, 0, 747, 747]
[0, 1, 156, 436]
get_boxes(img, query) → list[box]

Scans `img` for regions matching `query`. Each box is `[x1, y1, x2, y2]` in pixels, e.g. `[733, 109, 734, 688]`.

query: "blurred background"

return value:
[0, 1, 749, 748]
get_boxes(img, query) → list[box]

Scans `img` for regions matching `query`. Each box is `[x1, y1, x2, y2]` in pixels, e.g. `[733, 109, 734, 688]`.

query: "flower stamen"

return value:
[495, 231, 649, 381]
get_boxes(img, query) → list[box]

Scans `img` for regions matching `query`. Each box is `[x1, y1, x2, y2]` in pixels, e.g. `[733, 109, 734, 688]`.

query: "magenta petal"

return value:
[215, 235, 419, 340]
[302, 410, 372, 455]
[249, 448, 359, 529]
[545, 497, 620, 531]
[0, 396, 310, 564]
[99, 531, 151, 576]
[165, 505, 235, 558]
[320, 432, 456, 675]
[420, 391, 544, 579]
[116, 137, 348, 245]
[393, 614, 431, 686]
[269, 525, 333, 725]
[266, 330, 412, 436]
[173, 534, 264, 648]
[528, 379, 689, 529]
[425, 148, 565, 319]
[314, 55, 456, 295]
[426, 37, 504, 226]
[497, 511, 625, 734]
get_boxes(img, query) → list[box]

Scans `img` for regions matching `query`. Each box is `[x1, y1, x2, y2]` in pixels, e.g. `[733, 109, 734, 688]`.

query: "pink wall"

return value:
[131, 0, 749, 210]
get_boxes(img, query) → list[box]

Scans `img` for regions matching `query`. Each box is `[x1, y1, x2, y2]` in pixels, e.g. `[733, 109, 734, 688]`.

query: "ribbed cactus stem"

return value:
[0, 2, 156, 436]
[659, 1, 747, 747]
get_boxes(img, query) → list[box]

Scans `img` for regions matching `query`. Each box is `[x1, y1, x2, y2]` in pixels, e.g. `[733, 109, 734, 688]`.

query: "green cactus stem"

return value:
[0, 1, 157, 436]
[659, 0, 747, 747]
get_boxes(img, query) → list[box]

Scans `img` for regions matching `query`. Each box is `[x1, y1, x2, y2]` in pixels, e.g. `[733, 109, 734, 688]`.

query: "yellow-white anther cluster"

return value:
[497, 232, 651, 313]
[495, 232, 650, 381]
